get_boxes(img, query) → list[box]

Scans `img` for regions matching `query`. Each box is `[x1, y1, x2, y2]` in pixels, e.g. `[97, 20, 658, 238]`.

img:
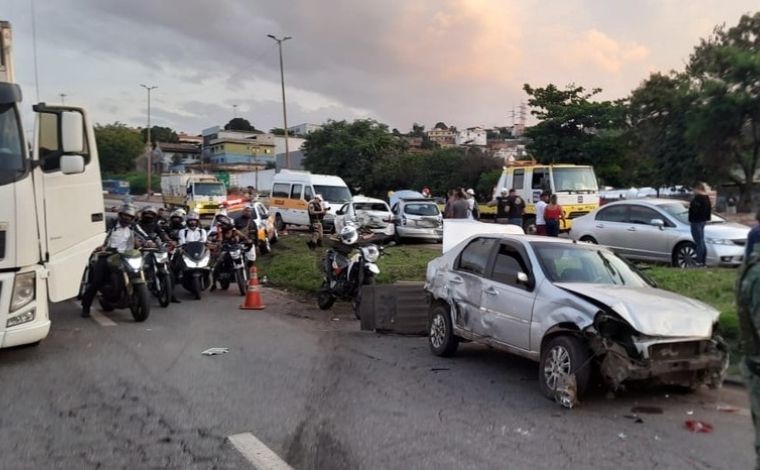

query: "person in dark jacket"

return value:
[688, 182, 712, 267]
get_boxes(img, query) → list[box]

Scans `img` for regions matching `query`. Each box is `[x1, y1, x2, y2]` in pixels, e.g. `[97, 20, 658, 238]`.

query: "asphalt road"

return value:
[0, 286, 754, 469]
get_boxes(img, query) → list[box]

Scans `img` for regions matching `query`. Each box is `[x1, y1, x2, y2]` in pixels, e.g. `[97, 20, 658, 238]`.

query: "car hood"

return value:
[554, 283, 719, 337]
[704, 222, 750, 239]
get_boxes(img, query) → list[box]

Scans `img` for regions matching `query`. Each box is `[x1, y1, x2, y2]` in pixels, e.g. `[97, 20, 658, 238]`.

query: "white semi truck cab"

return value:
[0, 21, 105, 348]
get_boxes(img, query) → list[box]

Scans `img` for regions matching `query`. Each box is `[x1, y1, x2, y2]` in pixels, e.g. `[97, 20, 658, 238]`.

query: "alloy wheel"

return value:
[544, 345, 571, 391]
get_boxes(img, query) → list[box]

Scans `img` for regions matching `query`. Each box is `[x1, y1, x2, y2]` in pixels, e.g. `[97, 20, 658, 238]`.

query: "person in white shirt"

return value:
[535, 192, 549, 236]
[81, 203, 138, 317]
[466, 188, 477, 220]
[179, 212, 208, 244]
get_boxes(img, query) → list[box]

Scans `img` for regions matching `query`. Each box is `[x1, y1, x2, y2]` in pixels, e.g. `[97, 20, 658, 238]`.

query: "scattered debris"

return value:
[554, 373, 578, 409]
[431, 367, 450, 372]
[716, 404, 739, 413]
[260, 275, 268, 284]
[618, 432, 627, 440]
[654, 435, 661, 441]
[686, 410, 694, 416]
[514, 427, 531, 437]
[684, 420, 714, 433]
[201, 347, 229, 356]
[624, 414, 644, 423]
[631, 405, 663, 415]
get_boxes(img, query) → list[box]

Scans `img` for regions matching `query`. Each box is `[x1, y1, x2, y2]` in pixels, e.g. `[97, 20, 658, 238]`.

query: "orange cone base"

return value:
[240, 267, 266, 310]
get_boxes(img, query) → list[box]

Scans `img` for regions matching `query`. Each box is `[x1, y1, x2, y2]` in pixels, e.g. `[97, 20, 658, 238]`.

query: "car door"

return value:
[591, 205, 630, 254]
[334, 203, 349, 233]
[479, 241, 536, 350]
[450, 238, 497, 335]
[618, 205, 670, 261]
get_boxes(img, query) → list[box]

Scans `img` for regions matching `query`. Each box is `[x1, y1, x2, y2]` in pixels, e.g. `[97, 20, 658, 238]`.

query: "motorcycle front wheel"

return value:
[130, 284, 151, 322]
[235, 267, 247, 296]
[192, 274, 203, 300]
[317, 286, 335, 310]
[157, 271, 172, 308]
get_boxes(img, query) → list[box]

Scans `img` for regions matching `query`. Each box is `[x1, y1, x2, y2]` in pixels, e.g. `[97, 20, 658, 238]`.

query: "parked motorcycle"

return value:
[90, 249, 151, 322]
[140, 243, 173, 308]
[213, 241, 250, 296]
[317, 240, 383, 319]
[174, 241, 212, 300]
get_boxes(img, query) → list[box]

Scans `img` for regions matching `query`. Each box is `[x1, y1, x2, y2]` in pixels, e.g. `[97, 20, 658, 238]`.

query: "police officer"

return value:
[307, 194, 326, 250]
[166, 209, 187, 242]
[80, 203, 138, 317]
[738, 233, 760, 469]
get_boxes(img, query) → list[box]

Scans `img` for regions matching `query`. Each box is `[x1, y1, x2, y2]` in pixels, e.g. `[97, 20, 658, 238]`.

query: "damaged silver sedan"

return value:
[424, 234, 728, 407]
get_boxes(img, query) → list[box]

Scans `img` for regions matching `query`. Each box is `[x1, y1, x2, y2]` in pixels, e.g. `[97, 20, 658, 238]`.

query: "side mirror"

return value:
[336, 209, 344, 215]
[60, 155, 85, 175]
[650, 218, 665, 229]
[517, 272, 529, 284]
[61, 111, 85, 153]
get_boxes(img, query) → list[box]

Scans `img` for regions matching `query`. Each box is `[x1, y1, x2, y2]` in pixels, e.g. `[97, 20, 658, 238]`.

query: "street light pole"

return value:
[59, 93, 66, 105]
[267, 34, 292, 169]
[140, 84, 158, 195]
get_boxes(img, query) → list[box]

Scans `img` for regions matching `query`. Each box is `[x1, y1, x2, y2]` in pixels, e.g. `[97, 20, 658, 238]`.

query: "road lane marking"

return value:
[90, 310, 117, 327]
[228, 433, 292, 470]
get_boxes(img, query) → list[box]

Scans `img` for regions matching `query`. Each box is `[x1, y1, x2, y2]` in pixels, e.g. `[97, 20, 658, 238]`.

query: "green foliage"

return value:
[95, 123, 145, 174]
[686, 12, 760, 210]
[523, 83, 628, 185]
[140, 126, 178, 144]
[224, 118, 257, 131]
[627, 72, 702, 187]
[476, 169, 503, 200]
[269, 127, 286, 135]
[302, 119, 405, 196]
[102, 171, 160, 195]
[410, 123, 426, 137]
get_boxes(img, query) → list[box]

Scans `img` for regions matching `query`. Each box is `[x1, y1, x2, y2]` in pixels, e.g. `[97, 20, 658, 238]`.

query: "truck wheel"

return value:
[130, 284, 151, 322]
[538, 335, 592, 404]
[429, 303, 459, 357]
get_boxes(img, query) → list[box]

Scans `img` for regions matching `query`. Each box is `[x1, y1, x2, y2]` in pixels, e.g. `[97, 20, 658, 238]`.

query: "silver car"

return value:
[391, 198, 443, 243]
[425, 235, 727, 407]
[570, 199, 749, 267]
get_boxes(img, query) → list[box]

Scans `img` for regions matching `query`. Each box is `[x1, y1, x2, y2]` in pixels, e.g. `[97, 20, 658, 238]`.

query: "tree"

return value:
[140, 125, 178, 144]
[269, 127, 287, 136]
[95, 123, 145, 174]
[224, 118, 257, 131]
[302, 119, 405, 196]
[522, 83, 628, 185]
[627, 72, 703, 189]
[410, 123, 426, 137]
[686, 12, 760, 210]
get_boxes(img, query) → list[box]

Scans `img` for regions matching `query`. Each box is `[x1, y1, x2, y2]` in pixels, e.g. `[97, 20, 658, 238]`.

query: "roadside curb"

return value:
[725, 375, 746, 388]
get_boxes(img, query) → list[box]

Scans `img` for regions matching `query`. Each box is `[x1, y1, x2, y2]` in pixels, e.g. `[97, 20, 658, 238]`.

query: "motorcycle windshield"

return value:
[184, 242, 207, 259]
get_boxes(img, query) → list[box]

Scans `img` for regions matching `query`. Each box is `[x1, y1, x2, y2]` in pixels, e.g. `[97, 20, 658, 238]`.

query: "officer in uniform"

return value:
[738, 228, 760, 469]
[307, 194, 325, 250]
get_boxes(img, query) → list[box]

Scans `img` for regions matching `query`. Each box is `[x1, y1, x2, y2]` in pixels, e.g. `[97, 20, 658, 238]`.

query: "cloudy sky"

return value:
[5, 0, 758, 135]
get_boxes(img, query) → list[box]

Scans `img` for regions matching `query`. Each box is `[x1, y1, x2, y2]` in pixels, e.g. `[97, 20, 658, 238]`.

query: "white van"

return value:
[268, 170, 352, 231]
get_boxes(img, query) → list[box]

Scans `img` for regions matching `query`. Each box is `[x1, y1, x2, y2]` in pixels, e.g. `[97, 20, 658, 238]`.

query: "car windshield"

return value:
[404, 202, 439, 216]
[532, 242, 649, 286]
[0, 104, 26, 186]
[315, 185, 352, 203]
[194, 183, 226, 196]
[354, 202, 389, 212]
[657, 201, 725, 224]
[552, 167, 598, 193]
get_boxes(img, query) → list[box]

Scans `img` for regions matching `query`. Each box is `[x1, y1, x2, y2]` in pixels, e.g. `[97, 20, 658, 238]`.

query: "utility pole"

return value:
[59, 93, 66, 105]
[267, 34, 292, 169]
[140, 84, 158, 195]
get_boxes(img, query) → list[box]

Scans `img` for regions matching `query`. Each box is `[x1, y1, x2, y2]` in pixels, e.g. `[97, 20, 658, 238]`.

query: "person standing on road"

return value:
[307, 194, 326, 250]
[466, 188, 477, 220]
[689, 182, 712, 267]
[535, 192, 549, 235]
[451, 189, 470, 219]
[505, 189, 525, 227]
[443, 189, 455, 218]
[544, 195, 564, 237]
[488, 189, 510, 224]
[748, 211, 760, 260]
[737, 244, 760, 468]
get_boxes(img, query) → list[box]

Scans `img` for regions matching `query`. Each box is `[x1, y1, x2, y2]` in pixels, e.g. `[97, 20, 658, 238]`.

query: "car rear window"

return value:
[404, 203, 439, 216]
[354, 203, 389, 212]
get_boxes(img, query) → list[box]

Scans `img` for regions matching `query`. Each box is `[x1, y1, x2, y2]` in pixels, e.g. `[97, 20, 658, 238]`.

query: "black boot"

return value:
[81, 306, 90, 318]
[171, 296, 181, 303]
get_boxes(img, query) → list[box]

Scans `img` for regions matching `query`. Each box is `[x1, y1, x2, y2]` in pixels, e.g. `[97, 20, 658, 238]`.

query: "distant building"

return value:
[273, 135, 307, 157]
[403, 136, 424, 150]
[426, 128, 456, 147]
[201, 126, 276, 165]
[156, 142, 201, 172]
[287, 123, 322, 136]
[456, 127, 487, 146]
[177, 132, 203, 145]
[276, 150, 306, 171]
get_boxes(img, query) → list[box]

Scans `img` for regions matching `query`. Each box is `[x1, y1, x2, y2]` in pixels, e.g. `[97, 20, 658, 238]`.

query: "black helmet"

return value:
[217, 215, 234, 229]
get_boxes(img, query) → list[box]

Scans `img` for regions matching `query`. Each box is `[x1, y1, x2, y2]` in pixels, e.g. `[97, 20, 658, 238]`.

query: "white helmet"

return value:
[340, 225, 358, 245]
[171, 208, 186, 219]
[186, 212, 200, 222]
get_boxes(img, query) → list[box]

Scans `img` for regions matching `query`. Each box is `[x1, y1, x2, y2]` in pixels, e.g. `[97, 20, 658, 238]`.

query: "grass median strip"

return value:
[258, 234, 741, 354]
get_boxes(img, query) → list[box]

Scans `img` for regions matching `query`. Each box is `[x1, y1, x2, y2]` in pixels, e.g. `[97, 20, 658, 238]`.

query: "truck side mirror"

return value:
[61, 111, 84, 153]
[60, 155, 85, 175]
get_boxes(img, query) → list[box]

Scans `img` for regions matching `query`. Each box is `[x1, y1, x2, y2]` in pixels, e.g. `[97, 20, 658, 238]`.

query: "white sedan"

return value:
[334, 196, 395, 238]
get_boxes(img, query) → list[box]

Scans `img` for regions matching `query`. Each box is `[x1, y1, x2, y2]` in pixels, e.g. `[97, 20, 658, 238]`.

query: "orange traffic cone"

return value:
[240, 266, 265, 310]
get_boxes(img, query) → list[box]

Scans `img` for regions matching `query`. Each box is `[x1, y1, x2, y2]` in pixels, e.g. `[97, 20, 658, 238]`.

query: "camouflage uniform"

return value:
[307, 197, 325, 248]
[737, 246, 760, 469]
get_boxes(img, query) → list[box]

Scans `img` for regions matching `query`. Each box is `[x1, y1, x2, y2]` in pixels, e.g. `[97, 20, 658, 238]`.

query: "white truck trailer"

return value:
[0, 21, 105, 348]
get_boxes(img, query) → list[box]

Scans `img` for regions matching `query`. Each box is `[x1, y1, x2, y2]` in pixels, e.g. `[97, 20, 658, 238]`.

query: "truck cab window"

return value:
[513, 169, 524, 190]
[0, 103, 25, 185]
